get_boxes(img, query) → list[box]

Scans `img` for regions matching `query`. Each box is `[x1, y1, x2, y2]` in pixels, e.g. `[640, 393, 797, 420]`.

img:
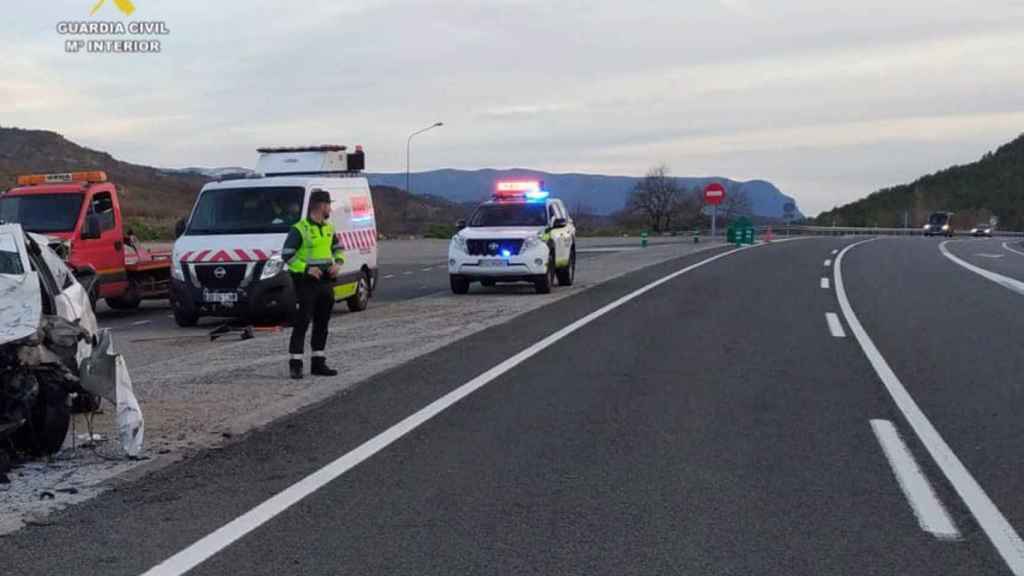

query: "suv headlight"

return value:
[522, 235, 542, 251]
[172, 259, 185, 281]
[942, 224, 950, 231]
[260, 255, 285, 280]
[451, 234, 467, 253]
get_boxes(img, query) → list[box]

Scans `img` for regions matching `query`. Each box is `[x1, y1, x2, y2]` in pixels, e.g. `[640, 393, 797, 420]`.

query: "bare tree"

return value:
[627, 165, 687, 232]
[720, 188, 751, 221]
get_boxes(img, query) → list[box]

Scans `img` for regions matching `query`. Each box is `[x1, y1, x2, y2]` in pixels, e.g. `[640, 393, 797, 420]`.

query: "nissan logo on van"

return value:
[213, 266, 227, 279]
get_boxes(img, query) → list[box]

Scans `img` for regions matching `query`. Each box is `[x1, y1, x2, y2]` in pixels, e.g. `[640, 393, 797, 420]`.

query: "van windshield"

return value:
[928, 213, 950, 225]
[186, 186, 305, 236]
[0, 194, 84, 233]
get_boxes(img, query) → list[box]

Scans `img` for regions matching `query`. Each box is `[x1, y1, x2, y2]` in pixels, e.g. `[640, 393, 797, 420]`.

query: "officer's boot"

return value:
[289, 359, 303, 380]
[311, 356, 338, 377]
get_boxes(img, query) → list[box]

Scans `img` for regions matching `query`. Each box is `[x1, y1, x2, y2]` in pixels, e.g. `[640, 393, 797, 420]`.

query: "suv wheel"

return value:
[450, 275, 470, 295]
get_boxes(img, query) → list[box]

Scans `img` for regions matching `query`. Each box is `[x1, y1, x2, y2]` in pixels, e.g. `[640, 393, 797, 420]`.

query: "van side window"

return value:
[91, 192, 115, 231]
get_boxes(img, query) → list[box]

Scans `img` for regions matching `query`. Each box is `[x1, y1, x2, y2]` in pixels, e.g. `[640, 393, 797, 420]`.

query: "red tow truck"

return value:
[0, 171, 171, 309]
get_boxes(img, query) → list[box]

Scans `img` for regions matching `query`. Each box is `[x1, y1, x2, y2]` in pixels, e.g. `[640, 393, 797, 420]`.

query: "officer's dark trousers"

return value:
[289, 274, 335, 355]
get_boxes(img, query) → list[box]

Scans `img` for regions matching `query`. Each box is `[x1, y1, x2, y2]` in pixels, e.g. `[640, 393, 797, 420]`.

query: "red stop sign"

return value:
[704, 182, 726, 205]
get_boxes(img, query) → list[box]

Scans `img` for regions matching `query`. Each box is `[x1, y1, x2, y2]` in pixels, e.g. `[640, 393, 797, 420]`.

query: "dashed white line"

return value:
[825, 312, 846, 338]
[939, 241, 1024, 297]
[137, 244, 759, 576]
[402, 271, 414, 276]
[824, 259, 832, 267]
[131, 320, 152, 327]
[871, 419, 959, 540]
[837, 239, 1024, 574]
[383, 274, 396, 279]
[820, 277, 830, 290]
[421, 267, 434, 272]
[1003, 242, 1024, 258]
[831, 249, 839, 255]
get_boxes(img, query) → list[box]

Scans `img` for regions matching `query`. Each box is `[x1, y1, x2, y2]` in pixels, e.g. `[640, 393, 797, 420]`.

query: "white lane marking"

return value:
[825, 313, 846, 338]
[422, 267, 434, 272]
[402, 271, 414, 276]
[871, 419, 960, 540]
[1002, 242, 1024, 258]
[939, 241, 1024, 297]
[383, 274, 395, 279]
[976, 253, 1005, 259]
[837, 239, 1024, 574]
[577, 247, 640, 253]
[820, 277, 830, 290]
[140, 244, 760, 576]
[831, 249, 839, 255]
[131, 320, 152, 327]
[824, 259, 833, 267]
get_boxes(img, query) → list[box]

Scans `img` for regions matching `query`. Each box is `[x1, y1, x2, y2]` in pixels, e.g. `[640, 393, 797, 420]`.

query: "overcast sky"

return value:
[3, 1, 1023, 214]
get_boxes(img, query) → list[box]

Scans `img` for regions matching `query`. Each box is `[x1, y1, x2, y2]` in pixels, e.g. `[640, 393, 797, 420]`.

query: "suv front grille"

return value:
[466, 239, 525, 256]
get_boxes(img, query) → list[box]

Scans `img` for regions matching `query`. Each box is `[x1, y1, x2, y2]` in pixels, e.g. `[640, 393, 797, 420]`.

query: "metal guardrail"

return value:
[752, 225, 1024, 239]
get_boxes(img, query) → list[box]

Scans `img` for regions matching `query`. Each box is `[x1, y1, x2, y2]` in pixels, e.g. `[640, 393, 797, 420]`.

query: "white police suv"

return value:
[448, 181, 576, 294]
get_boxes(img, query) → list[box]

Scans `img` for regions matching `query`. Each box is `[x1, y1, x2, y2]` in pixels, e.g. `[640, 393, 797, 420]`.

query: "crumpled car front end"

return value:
[0, 224, 143, 478]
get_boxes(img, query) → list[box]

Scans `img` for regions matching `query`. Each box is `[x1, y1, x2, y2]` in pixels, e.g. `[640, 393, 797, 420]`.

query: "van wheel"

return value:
[347, 272, 371, 312]
[450, 275, 470, 295]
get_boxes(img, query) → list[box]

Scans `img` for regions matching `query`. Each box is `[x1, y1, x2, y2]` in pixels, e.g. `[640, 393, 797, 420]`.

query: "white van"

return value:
[169, 145, 378, 327]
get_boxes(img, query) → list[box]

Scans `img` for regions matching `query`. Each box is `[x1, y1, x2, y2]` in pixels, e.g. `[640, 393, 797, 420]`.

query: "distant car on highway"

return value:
[448, 181, 576, 294]
[970, 223, 993, 237]
[923, 212, 956, 237]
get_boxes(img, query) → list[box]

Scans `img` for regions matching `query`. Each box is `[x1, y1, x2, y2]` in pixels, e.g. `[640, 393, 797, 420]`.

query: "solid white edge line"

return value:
[140, 242, 766, 576]
[870, 419, 960, 540]
[820, 277, 830, 290]
[1002, 242, 1024, 258]
[824, 259, 832, 267]
[836, 239, 1024, 574]
[824, 312, 846, 338]
[939, 240, 1024, 297]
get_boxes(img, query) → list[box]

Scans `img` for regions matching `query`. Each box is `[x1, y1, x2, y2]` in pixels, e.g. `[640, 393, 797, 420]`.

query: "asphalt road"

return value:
[6, 236, 1024, 574]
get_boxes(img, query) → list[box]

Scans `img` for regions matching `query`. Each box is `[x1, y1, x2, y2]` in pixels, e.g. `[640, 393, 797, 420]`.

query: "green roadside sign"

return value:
[727, 217, 756, 245]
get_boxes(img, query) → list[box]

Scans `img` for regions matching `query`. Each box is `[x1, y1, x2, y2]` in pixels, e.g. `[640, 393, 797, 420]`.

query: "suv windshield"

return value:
[469, 203, 547, 228]
[186, 186, 305, 236]
[928, 213, 950, 225]
[0, 194, 84, 233]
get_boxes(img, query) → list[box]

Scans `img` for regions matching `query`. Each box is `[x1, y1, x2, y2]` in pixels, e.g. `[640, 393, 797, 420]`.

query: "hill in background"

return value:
[0, 128, 463, 239]
[0, 127, 206, 238]
[368, 169, 802, 219]
[816, 133, 1024, 230]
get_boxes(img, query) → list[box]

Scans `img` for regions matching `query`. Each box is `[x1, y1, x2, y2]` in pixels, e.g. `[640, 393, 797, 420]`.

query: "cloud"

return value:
[1, 0, 1022, 214]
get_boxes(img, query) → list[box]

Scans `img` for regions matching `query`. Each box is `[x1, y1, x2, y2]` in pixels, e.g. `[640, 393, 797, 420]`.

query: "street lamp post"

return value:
[406, 122, 444, 194]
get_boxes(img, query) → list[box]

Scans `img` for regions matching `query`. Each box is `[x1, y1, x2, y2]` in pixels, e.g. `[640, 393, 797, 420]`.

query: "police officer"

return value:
[281, 190, 344, 380]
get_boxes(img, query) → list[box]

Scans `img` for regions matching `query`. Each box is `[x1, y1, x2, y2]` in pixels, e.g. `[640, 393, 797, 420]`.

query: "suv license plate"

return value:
[479, 259, 508, 268]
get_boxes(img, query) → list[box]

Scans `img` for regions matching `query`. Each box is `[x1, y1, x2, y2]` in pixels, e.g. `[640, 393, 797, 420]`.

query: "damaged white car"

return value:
[0, 223, 143, 478]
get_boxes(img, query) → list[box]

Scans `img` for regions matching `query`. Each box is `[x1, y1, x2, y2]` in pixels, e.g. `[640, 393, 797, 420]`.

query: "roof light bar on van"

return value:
[256, 145, 348, 154]
[17, 171, 108, 186]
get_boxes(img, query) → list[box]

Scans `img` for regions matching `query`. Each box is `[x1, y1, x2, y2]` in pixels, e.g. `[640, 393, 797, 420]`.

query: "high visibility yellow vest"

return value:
[288, 219, 338, 274]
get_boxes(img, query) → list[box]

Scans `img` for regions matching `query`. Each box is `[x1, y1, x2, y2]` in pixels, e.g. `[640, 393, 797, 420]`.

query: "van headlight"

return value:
[260, 255, 285, 280]
[172, 259, 185, 281]
[451, 235, 467, 253]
